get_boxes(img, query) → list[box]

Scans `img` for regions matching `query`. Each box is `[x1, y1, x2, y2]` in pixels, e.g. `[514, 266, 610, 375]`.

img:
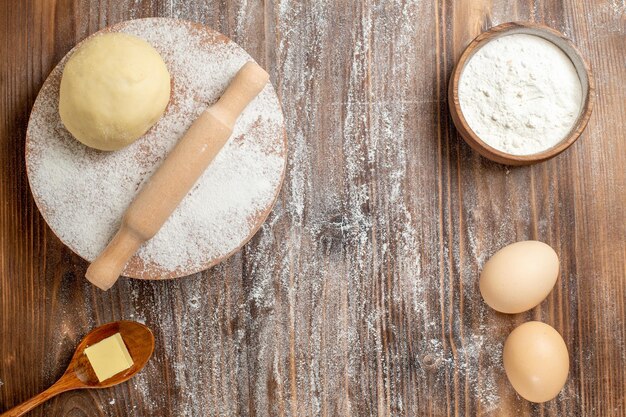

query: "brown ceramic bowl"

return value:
[448, 22, 594, 165]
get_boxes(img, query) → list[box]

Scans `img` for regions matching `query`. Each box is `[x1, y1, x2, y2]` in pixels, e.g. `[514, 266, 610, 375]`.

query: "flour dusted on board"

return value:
[26, 19, 286, 274]
[458, 34, 582, 156]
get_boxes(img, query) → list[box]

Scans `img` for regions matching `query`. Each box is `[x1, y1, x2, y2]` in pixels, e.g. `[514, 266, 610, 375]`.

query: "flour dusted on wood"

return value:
[26, 19, 286, 277]
[458, 34, 582, 155]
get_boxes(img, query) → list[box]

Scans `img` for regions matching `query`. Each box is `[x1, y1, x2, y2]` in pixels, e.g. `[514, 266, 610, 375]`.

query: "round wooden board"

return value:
[25, 18, 287, 280]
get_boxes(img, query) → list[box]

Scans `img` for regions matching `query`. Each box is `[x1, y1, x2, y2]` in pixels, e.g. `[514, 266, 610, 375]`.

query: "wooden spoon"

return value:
[0, 321, 154, 417]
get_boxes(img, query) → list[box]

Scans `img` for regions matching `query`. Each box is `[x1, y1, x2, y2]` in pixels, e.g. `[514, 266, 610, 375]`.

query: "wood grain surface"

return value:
[1, 1, 624, 416]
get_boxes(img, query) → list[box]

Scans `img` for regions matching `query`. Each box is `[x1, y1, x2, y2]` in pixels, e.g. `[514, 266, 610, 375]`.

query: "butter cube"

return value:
[84, 332, 134, 382]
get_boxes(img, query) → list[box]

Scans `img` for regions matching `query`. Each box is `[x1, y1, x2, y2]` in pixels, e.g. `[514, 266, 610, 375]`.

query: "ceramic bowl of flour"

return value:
[448, 22, 594, 165]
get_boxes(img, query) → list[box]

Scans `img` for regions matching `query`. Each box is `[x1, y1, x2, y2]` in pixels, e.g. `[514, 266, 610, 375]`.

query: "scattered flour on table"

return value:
[34, 12, 524, 417]
[28, 6, 573, 417]
[26, 19, 286, 275]
[459, 33, 582, 155]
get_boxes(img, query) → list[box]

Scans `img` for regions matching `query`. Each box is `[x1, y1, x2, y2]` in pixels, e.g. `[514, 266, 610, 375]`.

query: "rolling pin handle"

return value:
[211, 61, 270, 129]
[85, 227, 143, 290]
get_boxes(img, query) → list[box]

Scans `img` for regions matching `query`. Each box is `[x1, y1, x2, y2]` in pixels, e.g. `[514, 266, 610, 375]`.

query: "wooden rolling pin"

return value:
[86, 61, 269, 290]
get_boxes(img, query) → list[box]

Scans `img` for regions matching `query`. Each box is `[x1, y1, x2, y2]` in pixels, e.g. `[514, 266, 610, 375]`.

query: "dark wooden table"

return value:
[1, 1, 624, 416]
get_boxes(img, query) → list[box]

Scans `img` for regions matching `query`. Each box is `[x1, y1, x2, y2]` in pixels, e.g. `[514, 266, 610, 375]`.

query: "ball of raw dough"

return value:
[59, 33, 170, 151]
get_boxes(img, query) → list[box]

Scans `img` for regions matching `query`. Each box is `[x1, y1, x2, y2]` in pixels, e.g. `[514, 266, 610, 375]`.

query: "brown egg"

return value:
[479, 240, 559, 314]
[503, 321, 569, 403]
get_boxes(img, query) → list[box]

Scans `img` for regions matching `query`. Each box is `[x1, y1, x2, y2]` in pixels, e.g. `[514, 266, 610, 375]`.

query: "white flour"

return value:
[458, 34, 582, 156]
[26, 19, 286, 277]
